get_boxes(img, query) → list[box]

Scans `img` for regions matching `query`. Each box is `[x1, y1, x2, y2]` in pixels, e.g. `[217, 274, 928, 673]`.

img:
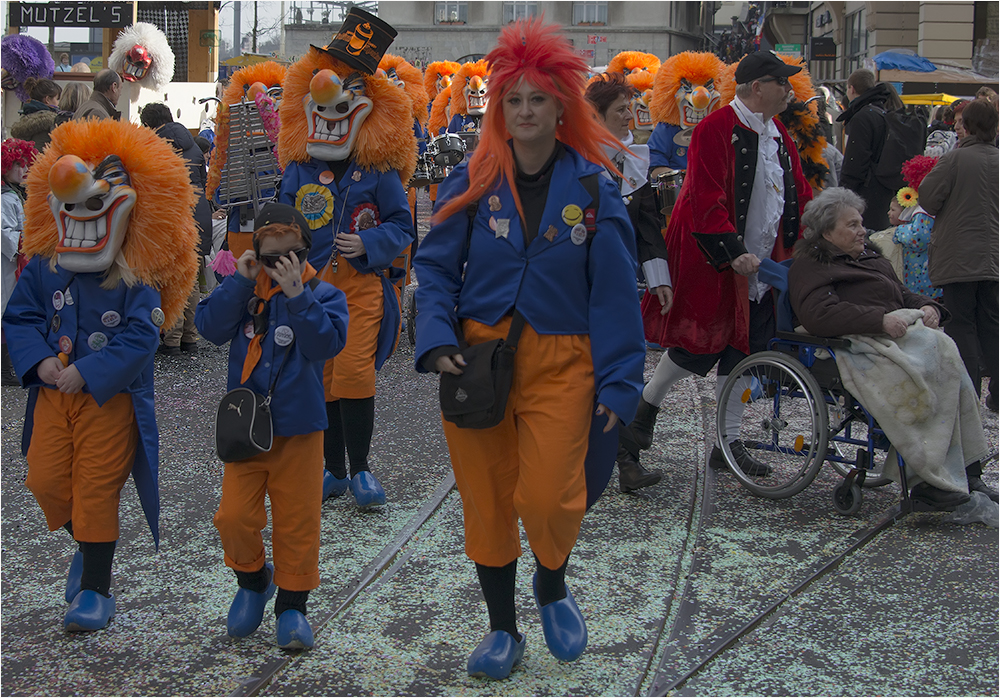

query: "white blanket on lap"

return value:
[837, 308, 989, 493]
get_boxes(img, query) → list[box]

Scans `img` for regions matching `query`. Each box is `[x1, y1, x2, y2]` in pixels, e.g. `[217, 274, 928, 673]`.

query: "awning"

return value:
[899, 93, 962, 106]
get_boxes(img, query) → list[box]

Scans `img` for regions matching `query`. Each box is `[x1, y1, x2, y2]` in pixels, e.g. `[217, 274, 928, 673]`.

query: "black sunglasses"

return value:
[758, 76, 790, 86]
[258, 248, 309, 268]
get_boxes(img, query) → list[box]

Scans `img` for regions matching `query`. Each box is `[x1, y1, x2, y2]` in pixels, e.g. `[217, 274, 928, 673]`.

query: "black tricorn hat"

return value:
[311, 7, 398, 76]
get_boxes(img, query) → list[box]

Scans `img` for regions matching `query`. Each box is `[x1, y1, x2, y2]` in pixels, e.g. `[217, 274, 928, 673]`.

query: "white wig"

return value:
[109, 22, 175, 91]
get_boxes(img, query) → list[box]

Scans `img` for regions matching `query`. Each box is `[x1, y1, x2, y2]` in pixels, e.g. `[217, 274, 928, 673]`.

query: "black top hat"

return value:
[735, 50, 803, 85]
[311, 8, 397, 76]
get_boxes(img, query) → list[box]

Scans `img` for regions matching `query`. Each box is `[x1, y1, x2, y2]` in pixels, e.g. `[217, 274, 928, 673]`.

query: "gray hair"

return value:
[801, 187, 866, 241]
[735, 82, 752, 99]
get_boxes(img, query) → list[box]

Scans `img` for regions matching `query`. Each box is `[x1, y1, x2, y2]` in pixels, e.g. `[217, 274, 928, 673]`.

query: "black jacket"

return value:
[838, 84, 895, 229]
[157, 122, 213, 256]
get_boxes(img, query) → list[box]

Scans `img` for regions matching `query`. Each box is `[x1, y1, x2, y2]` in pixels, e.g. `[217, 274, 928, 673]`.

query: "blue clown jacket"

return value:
[648, 122, 689, 171]
[278, 158, 415, 370]
[3, 258, 163, 547]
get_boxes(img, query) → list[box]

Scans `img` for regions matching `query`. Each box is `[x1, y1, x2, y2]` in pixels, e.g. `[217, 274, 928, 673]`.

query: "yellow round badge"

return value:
[295, 183, 335, 230]
[561, 204, 583, 227]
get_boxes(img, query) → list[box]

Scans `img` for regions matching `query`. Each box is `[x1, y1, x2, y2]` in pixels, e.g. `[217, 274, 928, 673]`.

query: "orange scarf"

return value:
[240, 262, 317, 384]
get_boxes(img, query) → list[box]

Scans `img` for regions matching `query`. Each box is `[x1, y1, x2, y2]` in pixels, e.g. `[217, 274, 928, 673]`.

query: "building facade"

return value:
[284, 1, 706, 68]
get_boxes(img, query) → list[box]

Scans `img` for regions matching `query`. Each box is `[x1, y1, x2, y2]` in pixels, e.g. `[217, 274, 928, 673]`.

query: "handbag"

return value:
[215, 338, 291, 463]
[439, 311, 525, 429]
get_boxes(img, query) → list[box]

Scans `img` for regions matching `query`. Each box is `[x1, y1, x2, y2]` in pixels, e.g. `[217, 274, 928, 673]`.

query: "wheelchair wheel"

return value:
[832, 481, 863, 516]
[717, 351, 828, 499]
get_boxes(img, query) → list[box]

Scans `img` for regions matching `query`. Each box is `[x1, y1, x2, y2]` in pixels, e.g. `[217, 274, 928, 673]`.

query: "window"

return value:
[573, 0, 607, 26]
[503, 1, 537, 24]
[844, 11, 869, 75]
[435, 1, 467, 24]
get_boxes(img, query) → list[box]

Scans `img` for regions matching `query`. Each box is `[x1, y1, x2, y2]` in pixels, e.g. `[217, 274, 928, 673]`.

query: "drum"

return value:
[457, 130, 480, 154]
[428, 133, 466, 167]
[409, 152, 434, 188]
[430, 162, 453, 184]
[654, 169, 685, 217]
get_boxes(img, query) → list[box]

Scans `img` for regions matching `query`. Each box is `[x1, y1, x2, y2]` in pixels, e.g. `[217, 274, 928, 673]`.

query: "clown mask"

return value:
[436, 73, 452, 95]
[123, 44, 152, 82]
[384, 67, 405, 90]
[465, 75, 488, 116]
[304, 69, 372, 161]
[675, 78, 721, 129]
[48, 154, 136, 273]
[631, 88, 655, 131]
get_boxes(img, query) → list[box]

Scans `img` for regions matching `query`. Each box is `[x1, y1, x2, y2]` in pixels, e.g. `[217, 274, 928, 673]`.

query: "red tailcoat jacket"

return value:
[641, 104, 813, 355]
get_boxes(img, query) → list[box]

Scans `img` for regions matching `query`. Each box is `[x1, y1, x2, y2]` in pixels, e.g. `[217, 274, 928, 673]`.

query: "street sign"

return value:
[9, 2, 132, 28]
[587, 35, 607, 45]
[576, 48, 595, 59]
[775, 43, 802, 59]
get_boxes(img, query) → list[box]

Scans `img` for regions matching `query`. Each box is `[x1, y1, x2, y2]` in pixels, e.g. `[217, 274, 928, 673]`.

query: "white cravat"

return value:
[730, 97, 785, 302]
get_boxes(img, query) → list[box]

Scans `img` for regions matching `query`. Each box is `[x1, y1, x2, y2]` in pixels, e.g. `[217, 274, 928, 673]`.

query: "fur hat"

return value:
[1, 34, 55, 102]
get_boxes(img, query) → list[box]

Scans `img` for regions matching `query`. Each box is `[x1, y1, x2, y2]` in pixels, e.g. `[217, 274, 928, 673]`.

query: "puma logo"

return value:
[228, 400, 243, 417]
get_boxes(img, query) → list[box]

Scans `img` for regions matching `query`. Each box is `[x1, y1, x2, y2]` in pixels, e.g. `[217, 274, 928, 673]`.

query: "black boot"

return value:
[629, 392, 659, 451]
[967, 461, 999, 503]
[617, 446, 662, 493]
[1, 342, 18, 386]
[709, 441, 773, 477]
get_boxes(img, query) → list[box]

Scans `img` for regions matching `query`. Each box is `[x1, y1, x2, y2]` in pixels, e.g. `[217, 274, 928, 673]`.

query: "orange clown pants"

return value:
[25, 389, 137, 543]
[442, 317, 596, 570]
[214, 431, 324, 591]
[321, 261, 384, 400]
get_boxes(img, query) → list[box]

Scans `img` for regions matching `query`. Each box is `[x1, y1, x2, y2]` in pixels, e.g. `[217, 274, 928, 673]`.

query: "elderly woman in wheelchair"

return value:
[713, 187, 994, 515]
[784, 187, 995, 510]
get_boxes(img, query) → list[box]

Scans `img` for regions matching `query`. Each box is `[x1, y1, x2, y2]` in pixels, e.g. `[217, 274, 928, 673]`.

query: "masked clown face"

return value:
[383, 67, 405, 90]
[465, 75, 488, 116]
[676, 77, 721, 129]
[123, 44, 152, 82]
[304, 69, 373, 161]
[48, 154, 136, 273]
[436, 73, 452, 95]
[631, 88, 655, 131]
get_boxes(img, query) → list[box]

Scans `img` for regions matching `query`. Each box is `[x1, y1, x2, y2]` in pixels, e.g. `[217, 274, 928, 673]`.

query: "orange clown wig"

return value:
[428, 88, 452, 136]
[650, 51, 727, 126]
[379, 53, 429, 124]
[434, 18, 622, 225]
[207, 60, 287, 200]
[22, 119, 199, 330]
[608, 51, 661, 77]
[774, 57, 829, 190]
[424, 60, 461, 101]
[277, 48, 417, 184]
[449, 59, 490, 117]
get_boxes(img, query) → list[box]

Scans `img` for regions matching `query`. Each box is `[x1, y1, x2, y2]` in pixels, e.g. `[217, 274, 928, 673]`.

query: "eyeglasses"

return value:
[758, 76, 790, 86]
[258, 248, 308, 268]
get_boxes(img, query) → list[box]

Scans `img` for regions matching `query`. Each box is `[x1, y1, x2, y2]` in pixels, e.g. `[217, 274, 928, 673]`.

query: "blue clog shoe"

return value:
[350, 471, 386, 508]
[227, 563, 276, 638]
[533, 573, 588, 662]
[322, 471, 350, 501]
[64, 590, 115, 632]
[467, 630, 526, 680]
[276, 609, 314, 650]
[65, 550, 83, 603]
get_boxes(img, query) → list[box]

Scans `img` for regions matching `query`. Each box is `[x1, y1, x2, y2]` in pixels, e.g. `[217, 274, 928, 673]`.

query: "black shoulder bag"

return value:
[215, 279, 319, 461]
[439, 174, 601, 430]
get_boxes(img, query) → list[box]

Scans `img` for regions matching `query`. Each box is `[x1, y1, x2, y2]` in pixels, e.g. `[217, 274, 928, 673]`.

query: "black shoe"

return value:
[709, 441, 773, 477]
[618, 452, 662, 493]
[910, 482, 971, 511]
[157, 344, 181, 357]
[1, 344, 18, 386]
[967, 476, 999, 503]
[180, 341, 199, 353]
[629, 393, 659, 451]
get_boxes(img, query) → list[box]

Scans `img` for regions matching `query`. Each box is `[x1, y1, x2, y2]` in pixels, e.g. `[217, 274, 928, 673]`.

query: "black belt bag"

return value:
[439, 312, 525, 430]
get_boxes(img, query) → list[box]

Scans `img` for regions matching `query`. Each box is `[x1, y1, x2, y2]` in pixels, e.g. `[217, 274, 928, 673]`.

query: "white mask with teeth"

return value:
[304, 69, 373, 162]
[48, 154, 137, 274]
[631, 90, 655, 131]
[464, 75, 488, 117]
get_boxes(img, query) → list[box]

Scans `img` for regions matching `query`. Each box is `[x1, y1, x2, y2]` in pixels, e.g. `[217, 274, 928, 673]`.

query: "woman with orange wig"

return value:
[413, 18, 645, 679]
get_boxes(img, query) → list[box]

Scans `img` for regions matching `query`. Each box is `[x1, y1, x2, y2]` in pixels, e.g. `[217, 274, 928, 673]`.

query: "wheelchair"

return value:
[715, 259, 906, 515]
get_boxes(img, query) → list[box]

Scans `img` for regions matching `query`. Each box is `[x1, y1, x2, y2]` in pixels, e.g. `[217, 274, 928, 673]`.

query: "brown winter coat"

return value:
[918, 136, 999, 287]
[10, 108, 57, 150]
[788, 237, 947, 337]
[73, 91, 121, 122]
